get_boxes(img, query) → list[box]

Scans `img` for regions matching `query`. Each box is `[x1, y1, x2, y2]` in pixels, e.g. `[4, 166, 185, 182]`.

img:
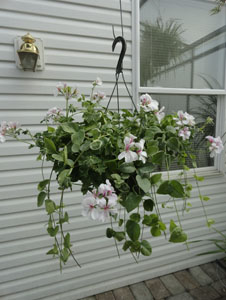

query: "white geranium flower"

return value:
[98, 197, 118, 222]
[178, 127, 191, 140]
[81, 192, 100, 220]
[118, 134, 138, 163]
[135, 139, 147, 164]
[155, 106, 165, 123]
[92, 77, 102, 86]
[98, 180, 115, 197]
[184, 112, 195, 126]
[174, 111, 195, 127]
[140, 94, 159, 112]
[93, 91, 106, 101]
[206, 136, 224, 157]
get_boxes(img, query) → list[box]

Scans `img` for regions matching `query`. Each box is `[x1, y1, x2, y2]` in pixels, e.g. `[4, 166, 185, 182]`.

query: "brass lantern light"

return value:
[17, 33, 39, 72]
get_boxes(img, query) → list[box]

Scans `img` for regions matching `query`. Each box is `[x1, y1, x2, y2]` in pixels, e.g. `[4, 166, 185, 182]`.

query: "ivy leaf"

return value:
[122, 240, 132, 251]
[138, 162, 155, 174]
[130, 213, 141, 223]
[140, 240, 152, 256]
[169, 227, 187, 243]
[47, 225, 59, 237]
[150, 174, 162, 185]
[61, 247, 70, 262]
[126, 220, 140, 241]
[119, 162, 136, 174]
[121, 192, 142, 213]
[151, 226, 161, 237]
[136, 175, 151, 193]
[71, 143, 80, 153]
[71, 130, 85, 145]
[106, 228, 114, 238]
[152, 151, 165, 164]
[47, 244, 58, 255]
[157, 180, 185, 198]
[52, 154, 64, 162]
[167, 137, 180, 151]
[118, 219, 124, 227]
[61, 123, 79, 133]
[90, 140, 103, 150]
[37, 191, 46, 207]
[170, 220, 177, 233]
[142, 214, 159, 226]
[37, 179, 50, 191]
[58, 169, 70, 186]
[114, 231, 126, 242]
[44, 138, 56, 154]
[143, 199, 154, 211]
[45, 199, 56, 214]
[64, 233, 71, 248]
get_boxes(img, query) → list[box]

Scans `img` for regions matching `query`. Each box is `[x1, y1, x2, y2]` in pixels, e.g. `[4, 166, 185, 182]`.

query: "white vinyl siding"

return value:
[0, 1, 226, 300]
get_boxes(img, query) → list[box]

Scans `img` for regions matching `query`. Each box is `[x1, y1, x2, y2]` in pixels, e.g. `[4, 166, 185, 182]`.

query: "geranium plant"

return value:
[0, 78, 223, 269]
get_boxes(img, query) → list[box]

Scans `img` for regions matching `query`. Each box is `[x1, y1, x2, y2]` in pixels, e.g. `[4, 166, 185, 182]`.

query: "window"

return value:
[132, 0, 226, 172]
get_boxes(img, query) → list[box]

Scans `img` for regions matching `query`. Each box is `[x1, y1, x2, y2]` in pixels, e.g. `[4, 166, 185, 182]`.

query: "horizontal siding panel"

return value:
[0, 0, 131, 26]
[0, 63, 132, 82]
[0, 29, 132, 55]
[0, 11, 132, 40]
[0, 46, 132, 69]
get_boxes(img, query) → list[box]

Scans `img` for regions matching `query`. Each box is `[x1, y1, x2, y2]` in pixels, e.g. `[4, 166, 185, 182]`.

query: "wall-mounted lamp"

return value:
[14, 33, 45, 71]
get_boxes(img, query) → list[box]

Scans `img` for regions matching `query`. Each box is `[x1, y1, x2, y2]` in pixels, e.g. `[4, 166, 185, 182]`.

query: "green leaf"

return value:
[130, 213, 141, 223]
[207, 219, 215, 227]
[122, 240, 132, 251]
[147, 145, 159, 156]
[37, 191, 46, 207]
[61, 247, 70, 262]
[61, 123, 79, 133]
[139, 162, 155, 174]
[194, 175, 204, 182]
[47, 126, 55, 133]
[121, 192, 142, 213]
[169, 220, 177, 233]
[140, 240, 152, 256]
[80, 141, 90, 152]
[71, 143, 80, 153]
[71, 130, 85, 145]
[158, 221, 166, 231]
[157, 180, 185, 198]
[45, 199, 56, 214]
[169, 227, 187, 243]
[200, 195, 210, 201]
[58, 169, 70, 186]
[64, 233, 71, 248]
[136, 175, 151, 193]
[167, 137, 180, 151]
[170, 180, 185, 198]
[90, 139, 103, 150]
[37, 179, 50, 191]
[126, 220, 140, 241]
[151, 226, 161, 237]
[143, 199, 154, 211]
[118, 219, 124, 227]
[106, 228, 114, 238]
[152, 151, 165, 164]
[52, 154, 64, 162]
[44, 138, 56, 154]
[150, 174, 162, 185]
[114, 231, 126, 242]
[119, 162, 136, 174]
[142, 214, 158, 226]
[47, 225, 59, 237]
[47, 244, 58, 255]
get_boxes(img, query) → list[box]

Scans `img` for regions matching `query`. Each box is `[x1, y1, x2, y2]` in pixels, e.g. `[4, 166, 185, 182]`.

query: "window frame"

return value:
[131, 0, 226, 174]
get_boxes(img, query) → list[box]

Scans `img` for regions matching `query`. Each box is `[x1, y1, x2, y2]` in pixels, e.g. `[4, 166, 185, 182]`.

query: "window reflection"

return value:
[140, 0, 226, 89]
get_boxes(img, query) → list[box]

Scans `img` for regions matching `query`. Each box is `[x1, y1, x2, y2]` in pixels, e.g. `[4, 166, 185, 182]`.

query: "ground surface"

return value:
[80, 259, 226, 300]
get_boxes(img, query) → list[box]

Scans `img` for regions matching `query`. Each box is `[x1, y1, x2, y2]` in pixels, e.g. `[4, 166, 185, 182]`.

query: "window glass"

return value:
[152, 94, 217, 169]
[140, 0, 226, 89]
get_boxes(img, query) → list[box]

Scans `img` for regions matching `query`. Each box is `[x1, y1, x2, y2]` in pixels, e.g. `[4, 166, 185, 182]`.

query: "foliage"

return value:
[140, 17, 185, 86]
[1, 80, 223, 269]
[211, 0, 226, 14]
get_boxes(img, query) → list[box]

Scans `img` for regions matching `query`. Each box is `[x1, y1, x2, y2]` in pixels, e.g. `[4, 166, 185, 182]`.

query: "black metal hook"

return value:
[112, 36, 127, 75]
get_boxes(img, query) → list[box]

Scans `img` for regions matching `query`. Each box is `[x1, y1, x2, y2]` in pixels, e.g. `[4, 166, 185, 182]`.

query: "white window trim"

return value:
[131, 0, 226, 174]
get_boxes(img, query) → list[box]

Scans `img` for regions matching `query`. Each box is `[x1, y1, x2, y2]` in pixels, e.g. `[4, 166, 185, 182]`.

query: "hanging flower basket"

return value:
[0, 78, 223, 269]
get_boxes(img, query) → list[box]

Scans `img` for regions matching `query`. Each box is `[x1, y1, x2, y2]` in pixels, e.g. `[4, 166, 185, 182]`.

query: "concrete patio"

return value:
[80, 259, 226, 300]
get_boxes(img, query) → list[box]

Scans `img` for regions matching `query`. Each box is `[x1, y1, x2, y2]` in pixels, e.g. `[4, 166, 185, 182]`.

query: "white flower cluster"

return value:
[92, 91, 106, 101]
[174, 111, 195, 141]
[54, 82, 78, 99]
[206, 136, 224, 157]
[82, 180, 118, 222]
[140, 94, 165, 123]
[118, 134, 147, 163]
[0, 121, 20, 143]
[45, 107, 64, 123]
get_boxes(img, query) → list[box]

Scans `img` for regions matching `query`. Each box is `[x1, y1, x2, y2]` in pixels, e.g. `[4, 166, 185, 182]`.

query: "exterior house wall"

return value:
[0, 1, 226, 300]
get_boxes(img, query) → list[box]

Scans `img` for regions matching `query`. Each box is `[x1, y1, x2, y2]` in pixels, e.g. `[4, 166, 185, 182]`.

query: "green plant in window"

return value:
[140, 17, 185, 86]
[0, 80, 223, 269]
